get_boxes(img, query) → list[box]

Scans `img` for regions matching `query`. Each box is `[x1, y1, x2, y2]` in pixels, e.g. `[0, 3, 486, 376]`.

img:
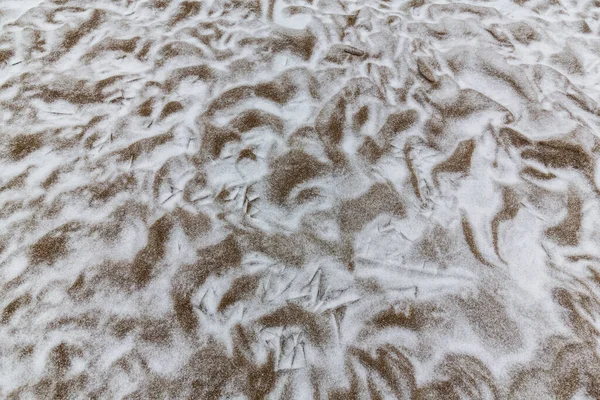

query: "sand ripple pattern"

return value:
[1, 0, 600, 398]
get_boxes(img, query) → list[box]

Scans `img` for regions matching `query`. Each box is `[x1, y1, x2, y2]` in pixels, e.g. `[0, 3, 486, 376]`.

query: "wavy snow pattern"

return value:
[1, 0, 600, 398]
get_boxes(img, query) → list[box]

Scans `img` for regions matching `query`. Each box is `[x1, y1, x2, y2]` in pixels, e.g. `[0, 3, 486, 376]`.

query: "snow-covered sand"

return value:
[1, 0, 600, 398]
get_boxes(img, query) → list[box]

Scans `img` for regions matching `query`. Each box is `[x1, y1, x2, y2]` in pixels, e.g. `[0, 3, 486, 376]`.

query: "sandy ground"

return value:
[1, 0, 600, 398]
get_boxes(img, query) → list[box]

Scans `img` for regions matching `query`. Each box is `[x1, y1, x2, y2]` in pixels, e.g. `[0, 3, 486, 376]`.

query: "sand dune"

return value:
[1, 0, 600, 398]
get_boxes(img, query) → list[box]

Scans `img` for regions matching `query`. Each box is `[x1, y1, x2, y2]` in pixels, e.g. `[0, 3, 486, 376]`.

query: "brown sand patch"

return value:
[7, 134, 43, 160]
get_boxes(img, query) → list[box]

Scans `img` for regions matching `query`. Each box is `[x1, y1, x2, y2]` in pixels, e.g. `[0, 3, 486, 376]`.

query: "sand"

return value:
[1, 0, 600, 398]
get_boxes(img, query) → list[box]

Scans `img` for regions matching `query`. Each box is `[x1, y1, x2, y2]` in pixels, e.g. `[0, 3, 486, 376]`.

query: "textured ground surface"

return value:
[1, 0, 600, 398]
